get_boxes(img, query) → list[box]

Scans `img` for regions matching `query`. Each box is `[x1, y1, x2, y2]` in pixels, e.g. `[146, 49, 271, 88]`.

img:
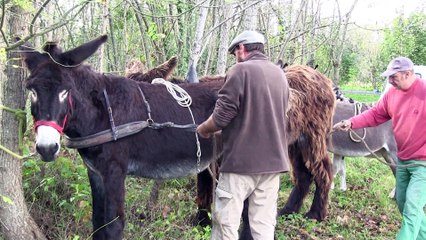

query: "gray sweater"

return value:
[212, 52, 290, 174]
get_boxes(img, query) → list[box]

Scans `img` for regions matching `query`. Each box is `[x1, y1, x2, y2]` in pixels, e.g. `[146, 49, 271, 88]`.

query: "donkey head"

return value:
[19, 35, 108, 162]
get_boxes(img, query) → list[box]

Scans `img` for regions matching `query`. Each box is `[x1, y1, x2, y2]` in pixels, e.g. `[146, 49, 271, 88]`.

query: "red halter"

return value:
[33, 94, 73, 135]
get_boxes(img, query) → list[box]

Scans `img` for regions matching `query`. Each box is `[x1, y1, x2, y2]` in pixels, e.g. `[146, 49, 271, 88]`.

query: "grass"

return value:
[345, 93, 380, 103]
[23, 153, 400, 240]
[273, 156, 399, 240]
[339, 81, 382, 103]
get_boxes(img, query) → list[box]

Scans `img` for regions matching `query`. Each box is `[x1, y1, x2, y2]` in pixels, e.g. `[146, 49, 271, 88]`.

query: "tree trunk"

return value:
[99, 0, 109, 72]
[332, 0, 358, 85]
[187, 0, 210, 79]
[0, 5, 46, 240]
[242, 0, 258, 30]
[216, 1, 233, 74]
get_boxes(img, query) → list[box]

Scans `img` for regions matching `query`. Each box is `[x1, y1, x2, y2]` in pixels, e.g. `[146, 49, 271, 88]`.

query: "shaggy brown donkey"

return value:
[131, 59, 336, 222]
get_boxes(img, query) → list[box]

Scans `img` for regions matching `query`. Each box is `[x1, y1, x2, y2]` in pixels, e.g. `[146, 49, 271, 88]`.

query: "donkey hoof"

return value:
[304, 211, 326, 221]
[191, 211, 211, 227]
[277, 207, 296, 217]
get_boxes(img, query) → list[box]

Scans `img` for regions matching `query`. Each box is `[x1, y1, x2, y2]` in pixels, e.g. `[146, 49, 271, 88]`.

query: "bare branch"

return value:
[130, 0, 209, 19]
[6, 0, 91, 51]
[29, 0, 52, 36]
[201, 0, 263, 42]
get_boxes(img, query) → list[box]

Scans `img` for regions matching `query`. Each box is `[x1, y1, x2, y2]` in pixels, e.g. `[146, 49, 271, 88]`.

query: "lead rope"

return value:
[151, 78, 202, 172]
[349, 102, 366, 142]
[331, 127, 426, 168]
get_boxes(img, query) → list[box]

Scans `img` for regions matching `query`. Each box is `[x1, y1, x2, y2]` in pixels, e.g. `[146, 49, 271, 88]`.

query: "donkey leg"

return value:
[193, 168, 214, 226]
[103, 163, 127, 239]
[331, 154, 340, 190]
[141, 180, 164, 220]
[381, 150, 397, 176]
[278, 145, 312, 216]
[381, 150, 397, 198]
[339, 158, 347, 191]
[88, 169, 106, 240]
[304, 156, 332, 221]
[332, 154, 346, 191]
[239, 199, 253, 240]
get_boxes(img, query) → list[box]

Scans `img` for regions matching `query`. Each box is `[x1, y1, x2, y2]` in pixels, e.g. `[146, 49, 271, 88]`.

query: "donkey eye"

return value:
[59, 90, 69, 102]
[29, 89, 37, 102]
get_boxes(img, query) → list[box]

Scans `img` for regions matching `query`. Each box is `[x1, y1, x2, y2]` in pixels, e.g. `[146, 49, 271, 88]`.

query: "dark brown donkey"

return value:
[19, 35, 335, 239]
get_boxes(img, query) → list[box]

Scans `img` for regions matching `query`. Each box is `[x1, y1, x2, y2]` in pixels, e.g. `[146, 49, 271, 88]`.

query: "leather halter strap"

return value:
[33, 93, 72, 135]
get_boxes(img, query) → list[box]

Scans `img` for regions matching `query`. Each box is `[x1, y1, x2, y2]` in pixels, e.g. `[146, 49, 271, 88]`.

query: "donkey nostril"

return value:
[35, 143, 59, 162]
[36, 145, 41, 154]
[54, 143, 59, 153]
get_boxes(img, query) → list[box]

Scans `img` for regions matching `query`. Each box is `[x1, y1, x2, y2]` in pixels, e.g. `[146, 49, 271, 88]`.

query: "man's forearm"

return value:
[197, 115, 221, 138]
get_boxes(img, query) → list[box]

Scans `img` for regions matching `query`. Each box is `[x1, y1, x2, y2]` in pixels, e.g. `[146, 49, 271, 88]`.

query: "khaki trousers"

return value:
[211, 172, 280, 240]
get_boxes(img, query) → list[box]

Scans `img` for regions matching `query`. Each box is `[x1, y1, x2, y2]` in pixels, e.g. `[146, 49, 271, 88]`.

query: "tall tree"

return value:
[0, 3, 46, 239]
[330, 0, 358, 85]
[380, 13, 426, 67]
[242, 0, 259, 30]
[216, 0, 234, 74]
[187, 0, 210, 80]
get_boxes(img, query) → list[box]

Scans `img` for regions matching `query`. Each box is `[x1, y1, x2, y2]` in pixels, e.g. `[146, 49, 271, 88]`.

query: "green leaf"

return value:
[0, 48, 6, 64]
[11, 0, 35, 11]
[1, 195, 14, 205]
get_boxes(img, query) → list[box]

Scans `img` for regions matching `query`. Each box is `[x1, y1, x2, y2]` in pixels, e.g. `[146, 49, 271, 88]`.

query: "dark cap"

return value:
[381, 57, 414, 77]
[228, 30, 265, 54]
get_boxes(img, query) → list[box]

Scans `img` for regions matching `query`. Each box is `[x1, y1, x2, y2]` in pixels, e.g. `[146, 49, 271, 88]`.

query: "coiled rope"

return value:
[151, 78, 202, 172]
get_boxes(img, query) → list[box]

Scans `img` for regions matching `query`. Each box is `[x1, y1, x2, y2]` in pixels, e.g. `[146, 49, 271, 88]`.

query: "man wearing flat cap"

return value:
[197, 30, 290, 239]
[334, 56, 426, 240]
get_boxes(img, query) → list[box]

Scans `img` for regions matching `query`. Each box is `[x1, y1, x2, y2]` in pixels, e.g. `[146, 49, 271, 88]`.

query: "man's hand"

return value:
[197, 115, 221, 138]
[333, 120, 352, 131]
[197, 123, 213, 138]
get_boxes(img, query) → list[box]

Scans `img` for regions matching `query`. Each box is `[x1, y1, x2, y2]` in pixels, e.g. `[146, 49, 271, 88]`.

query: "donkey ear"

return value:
[43, 42, 63, 56]
[143, 56, 178, 80]
[277, 59, 289, 70]
[16, 37, 48, 71]
[60, 35, 108, 65]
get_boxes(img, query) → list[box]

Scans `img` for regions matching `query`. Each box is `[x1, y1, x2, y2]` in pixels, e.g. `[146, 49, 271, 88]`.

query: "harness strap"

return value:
[150, 122, 197, 131]
[103, 89, 118, 140]
[65, 121, 150, 149]
[64, 121, 198, 149]
[137, 86, 153, 123]
[65, 86, 198, 149]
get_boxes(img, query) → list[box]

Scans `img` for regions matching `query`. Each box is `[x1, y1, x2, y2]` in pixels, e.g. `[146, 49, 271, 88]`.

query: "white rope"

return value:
[151, 78, 202, 172]
[152, 78, 192, 107]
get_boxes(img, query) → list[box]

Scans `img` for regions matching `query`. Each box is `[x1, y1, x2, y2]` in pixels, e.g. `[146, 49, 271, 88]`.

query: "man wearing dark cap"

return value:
[334, 56, 426, 240]
[197, 30, 290, 239]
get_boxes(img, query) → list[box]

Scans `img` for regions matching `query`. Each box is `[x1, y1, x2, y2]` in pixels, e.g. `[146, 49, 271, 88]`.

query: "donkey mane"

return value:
[125, 58, 225, 84]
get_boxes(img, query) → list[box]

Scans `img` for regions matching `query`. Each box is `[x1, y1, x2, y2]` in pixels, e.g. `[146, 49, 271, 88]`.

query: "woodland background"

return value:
[1, 0, 426, 239]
